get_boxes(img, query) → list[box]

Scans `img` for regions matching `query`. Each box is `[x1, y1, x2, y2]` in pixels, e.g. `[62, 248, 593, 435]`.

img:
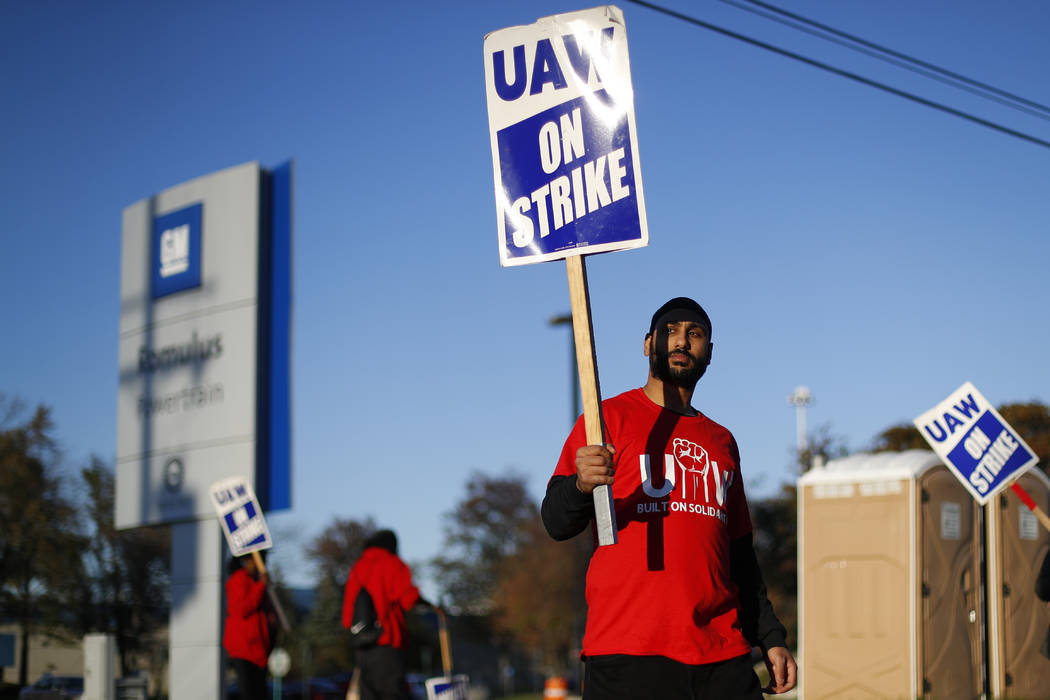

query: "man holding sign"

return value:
[210, 476, 288, 699]
[542, 298, 796, 699]
[223, 552, 275, 700]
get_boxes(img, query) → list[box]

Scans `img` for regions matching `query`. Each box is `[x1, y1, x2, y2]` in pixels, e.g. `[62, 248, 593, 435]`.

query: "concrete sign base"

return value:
[170, 519, 225, 700]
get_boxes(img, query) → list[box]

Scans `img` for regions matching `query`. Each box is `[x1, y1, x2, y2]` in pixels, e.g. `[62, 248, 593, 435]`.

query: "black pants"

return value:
[583, 653, 763, 700]
[357, 645, 410, 700]
[231, 657, 268, 700]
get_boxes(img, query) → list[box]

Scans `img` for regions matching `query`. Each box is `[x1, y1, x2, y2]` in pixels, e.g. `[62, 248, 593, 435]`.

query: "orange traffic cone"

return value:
[544, 676, 568, 699]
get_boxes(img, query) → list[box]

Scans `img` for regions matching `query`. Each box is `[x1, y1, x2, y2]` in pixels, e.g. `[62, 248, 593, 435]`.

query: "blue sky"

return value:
[3, 0, 1048, 594]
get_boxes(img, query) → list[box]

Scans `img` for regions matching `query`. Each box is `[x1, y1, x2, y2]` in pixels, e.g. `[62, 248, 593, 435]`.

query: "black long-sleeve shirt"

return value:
[541, 473, 788, 652]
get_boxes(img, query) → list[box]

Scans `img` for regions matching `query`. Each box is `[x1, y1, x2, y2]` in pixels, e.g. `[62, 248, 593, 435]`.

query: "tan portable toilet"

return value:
[985, 467, 1050, 699]
[798, 450, 983, 699]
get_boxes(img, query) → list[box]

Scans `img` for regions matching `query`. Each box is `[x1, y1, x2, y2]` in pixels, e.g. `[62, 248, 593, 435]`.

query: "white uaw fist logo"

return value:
[672, 438, 731, 506]
[673, 438, 708, 501]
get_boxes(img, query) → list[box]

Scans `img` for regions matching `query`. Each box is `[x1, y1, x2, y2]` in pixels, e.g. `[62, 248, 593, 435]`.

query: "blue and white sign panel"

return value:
[914, 382, 1039, 505]
[424, 675, 470, 700]
[485, 5, 649, 267]
[209, 476, 273, 556]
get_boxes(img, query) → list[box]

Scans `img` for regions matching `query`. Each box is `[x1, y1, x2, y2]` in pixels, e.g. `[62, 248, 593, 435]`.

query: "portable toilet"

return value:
[797, 450, 983, 699]
[985, 466, 1050, 699]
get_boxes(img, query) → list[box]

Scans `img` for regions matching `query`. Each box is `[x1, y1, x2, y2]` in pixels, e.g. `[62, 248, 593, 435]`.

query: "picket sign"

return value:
[424, 675, 470, 700]
[485, 6, 649, 545]
[914, 382, 1049, 532]
[209, 476, 273, 554]
[208, 476, 290, 631]
[423, 610, 468, 700]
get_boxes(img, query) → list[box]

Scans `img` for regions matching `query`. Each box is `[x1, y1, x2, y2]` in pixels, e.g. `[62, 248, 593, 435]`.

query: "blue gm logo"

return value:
[152, 203, 202, 299]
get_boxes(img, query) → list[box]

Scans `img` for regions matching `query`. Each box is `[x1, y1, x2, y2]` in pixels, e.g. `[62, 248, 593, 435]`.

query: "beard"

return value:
[650, 345, 707, 388]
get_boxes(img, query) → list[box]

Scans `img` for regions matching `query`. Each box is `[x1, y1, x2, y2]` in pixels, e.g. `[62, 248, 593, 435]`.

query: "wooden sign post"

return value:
[1009, 481, 1050, 533]
[567, 255, 617, 545]
[250, 551, 291, 634]
[437, 609, 453, 678]
[426, 610, 469, 700]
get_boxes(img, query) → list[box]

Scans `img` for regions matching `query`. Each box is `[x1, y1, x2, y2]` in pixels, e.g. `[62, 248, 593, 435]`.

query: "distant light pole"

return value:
[549, 313, 579, 426]
[788, 385, 813, 454]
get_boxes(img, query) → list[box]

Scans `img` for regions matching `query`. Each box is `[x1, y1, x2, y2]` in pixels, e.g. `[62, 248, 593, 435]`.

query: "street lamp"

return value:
[549, 313, 580, 427]
[788, 385, 814, 454]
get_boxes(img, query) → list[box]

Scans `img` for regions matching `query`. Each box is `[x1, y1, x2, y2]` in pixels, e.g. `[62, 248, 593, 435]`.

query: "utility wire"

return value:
[713, 0, 1050, 122]
[721, 0, 1050, 118]
[622, 0, 1050, 151]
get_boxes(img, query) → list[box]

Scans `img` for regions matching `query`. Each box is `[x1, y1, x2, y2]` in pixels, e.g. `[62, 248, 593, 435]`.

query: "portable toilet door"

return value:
[798, 451, 927, 699]
[985, 467, 1050, 700]
[917, 462, 984, 699]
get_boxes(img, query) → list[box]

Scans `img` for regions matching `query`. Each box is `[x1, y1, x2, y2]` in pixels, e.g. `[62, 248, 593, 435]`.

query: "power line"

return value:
[713, 0, 1050, 122]
[622, 0, 1050, 151]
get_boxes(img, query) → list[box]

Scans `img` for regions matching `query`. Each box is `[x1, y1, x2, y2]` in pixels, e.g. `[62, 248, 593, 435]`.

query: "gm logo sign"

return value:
[152, 203, 202, 299]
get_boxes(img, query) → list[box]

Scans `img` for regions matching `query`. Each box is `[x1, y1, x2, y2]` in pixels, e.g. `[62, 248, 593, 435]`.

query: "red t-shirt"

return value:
[553, 388, 754, 665]
[341, 547, 421, 650]
[222, 568, 272, 668]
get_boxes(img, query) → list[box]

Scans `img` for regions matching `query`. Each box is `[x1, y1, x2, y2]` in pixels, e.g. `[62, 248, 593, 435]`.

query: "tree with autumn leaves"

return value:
[0, 401, 82, 686]
[0, 398, 170, 687]
[430, 471, 590, 675]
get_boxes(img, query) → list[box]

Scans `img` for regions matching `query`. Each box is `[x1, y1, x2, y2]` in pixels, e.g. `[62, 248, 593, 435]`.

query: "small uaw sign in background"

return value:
[914, 382, 1038, 505]
[485, 5, 648, 266]
[425, 674, 470, 700]
[209, 476, 273, 556]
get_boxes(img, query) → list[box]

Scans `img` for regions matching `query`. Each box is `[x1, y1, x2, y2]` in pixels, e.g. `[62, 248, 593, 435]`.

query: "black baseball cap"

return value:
[647, 297, 712, 338]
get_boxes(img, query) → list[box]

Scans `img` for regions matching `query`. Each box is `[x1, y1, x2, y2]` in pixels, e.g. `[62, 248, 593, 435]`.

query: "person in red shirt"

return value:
[541, 297, 797, 699]
[342, 530, 433, 700]
[223, 553, 274, 700]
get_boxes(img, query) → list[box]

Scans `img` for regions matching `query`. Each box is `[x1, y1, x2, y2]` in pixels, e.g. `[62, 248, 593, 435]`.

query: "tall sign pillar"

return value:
[116, 161, 292, 699]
